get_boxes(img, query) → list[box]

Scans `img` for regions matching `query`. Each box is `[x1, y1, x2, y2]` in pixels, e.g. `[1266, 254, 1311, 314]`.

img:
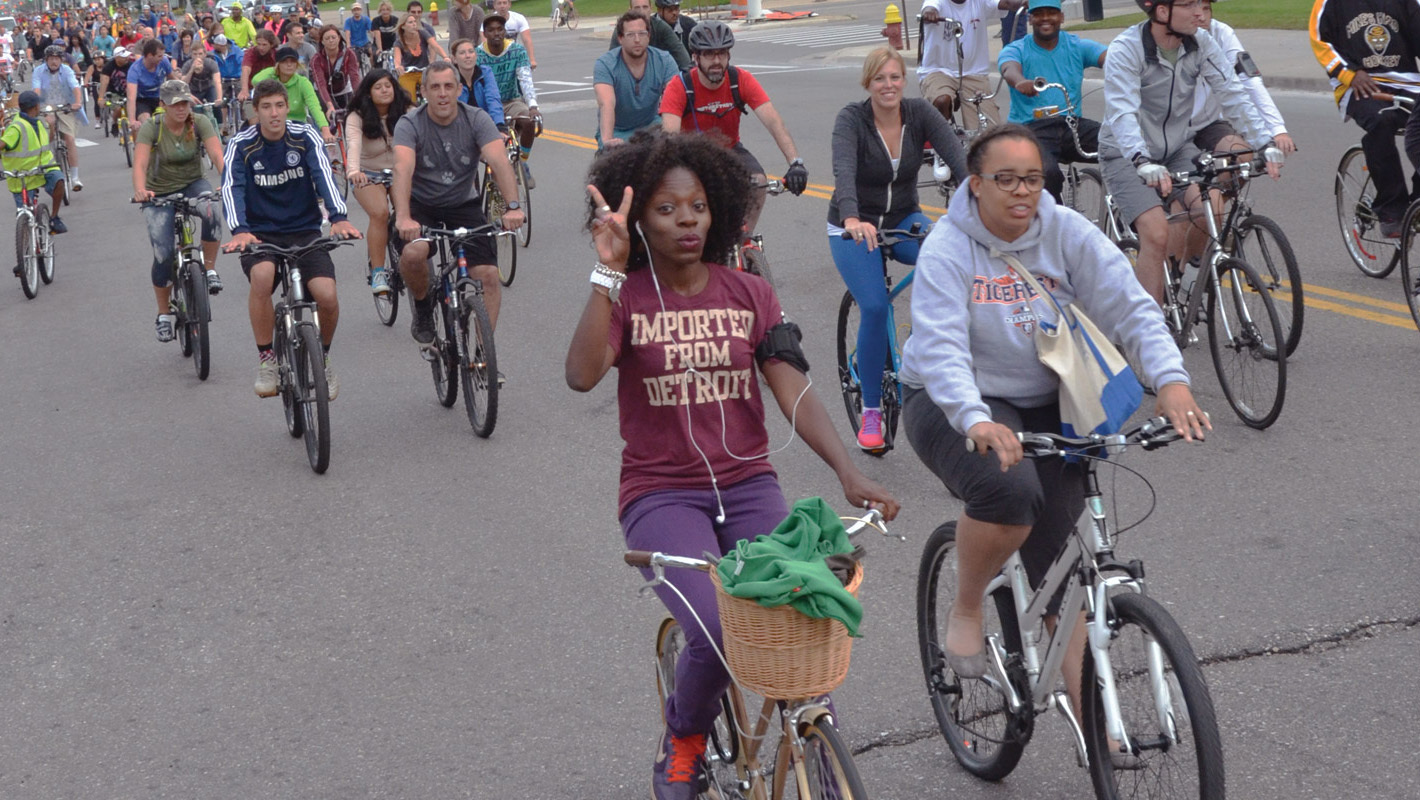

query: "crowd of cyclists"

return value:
[14, 0, 1412, 796]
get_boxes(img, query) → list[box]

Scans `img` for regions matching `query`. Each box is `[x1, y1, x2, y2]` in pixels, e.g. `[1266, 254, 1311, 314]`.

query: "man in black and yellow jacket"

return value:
[1, 90, 68, 259]
[1311, 0, 1420, 236]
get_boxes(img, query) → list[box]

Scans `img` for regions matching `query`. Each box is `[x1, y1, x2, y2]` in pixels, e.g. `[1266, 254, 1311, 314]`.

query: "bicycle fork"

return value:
[1087, 578, 1180, 759]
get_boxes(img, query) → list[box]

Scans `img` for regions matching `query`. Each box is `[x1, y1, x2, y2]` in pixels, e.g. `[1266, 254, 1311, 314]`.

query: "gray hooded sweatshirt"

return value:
[899, 184, 1189, 435]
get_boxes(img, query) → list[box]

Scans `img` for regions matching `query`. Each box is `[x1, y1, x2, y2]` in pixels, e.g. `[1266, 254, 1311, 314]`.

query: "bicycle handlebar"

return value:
[839, 225, 933, 245]
[1170, 152, 1268, 184]
[237, 236, 355, 259]
[421, 223, 514, 240]
[965, 416, 1190, 456]
[754, 178, 787, 196]
[131, 189, 221, 207]
[1370, 91, 1416, 110]
[917, 14, 965, 37]
[623, 509, 896, 570]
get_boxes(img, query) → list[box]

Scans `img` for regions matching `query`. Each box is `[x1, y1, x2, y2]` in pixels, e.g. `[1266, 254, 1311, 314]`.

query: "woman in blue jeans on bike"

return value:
[829, 47, 966, 451]
[566, 131, 899, 800]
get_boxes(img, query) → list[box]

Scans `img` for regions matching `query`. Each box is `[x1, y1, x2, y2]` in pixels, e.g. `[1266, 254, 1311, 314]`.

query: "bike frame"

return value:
[981, 450, 1178, 768]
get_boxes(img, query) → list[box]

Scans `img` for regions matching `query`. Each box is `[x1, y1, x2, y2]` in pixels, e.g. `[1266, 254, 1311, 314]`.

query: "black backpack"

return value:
[678, 65, 747, 131]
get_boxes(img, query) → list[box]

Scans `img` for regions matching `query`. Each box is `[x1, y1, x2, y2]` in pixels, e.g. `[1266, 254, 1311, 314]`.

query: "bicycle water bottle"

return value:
[1180, 257, 1200, 301]
[456, 246, 469, 280]
[933, 154, 952, 184]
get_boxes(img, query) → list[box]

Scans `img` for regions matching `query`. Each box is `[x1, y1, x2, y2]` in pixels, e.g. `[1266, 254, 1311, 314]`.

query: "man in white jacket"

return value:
[1189, 0, 1297, 158]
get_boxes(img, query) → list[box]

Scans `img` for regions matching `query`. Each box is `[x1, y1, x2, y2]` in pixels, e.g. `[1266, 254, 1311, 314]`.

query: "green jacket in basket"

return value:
[716, 497, 865, 637]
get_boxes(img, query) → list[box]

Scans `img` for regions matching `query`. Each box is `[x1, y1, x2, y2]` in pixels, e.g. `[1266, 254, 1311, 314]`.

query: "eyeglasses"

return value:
[621, 31, 650, 39]
[979, 172, 1046, 192]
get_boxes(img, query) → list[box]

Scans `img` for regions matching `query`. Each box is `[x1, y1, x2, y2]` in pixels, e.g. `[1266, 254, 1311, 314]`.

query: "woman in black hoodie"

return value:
[829, 47, 967, 451]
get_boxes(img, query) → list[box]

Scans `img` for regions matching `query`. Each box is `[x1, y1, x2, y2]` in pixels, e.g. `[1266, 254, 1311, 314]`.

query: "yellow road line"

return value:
[540, 130, 1416, 331]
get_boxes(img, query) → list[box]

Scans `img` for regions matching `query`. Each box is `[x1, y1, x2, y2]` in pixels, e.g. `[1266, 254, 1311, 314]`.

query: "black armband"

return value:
[1234, 51, 1260, 79]
[755, 320, 809, 374]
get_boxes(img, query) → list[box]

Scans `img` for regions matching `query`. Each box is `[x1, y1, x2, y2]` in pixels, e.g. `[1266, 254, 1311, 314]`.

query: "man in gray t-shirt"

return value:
[392, 61, 524, 350]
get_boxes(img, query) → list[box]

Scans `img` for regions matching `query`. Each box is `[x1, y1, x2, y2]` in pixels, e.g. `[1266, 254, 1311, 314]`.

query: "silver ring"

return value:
[1186, 411, 1196, 415]
[597, 204, 611, 214]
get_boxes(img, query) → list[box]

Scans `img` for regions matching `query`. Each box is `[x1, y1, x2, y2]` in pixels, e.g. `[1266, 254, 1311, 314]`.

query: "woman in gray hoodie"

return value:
[898, 124, 1208, 705]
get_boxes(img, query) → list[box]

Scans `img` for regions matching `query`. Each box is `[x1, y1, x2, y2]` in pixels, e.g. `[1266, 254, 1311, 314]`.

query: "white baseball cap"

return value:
[212, 34, 229, 45]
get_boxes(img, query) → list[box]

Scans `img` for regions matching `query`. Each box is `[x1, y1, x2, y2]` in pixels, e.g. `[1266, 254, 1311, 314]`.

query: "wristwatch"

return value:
[590, 263, 626, 304]
[505, 200, 522, 210]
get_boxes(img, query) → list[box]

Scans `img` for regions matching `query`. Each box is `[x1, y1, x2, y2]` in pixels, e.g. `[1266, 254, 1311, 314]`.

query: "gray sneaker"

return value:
[155, 314, 177, 342]
[325, 358, 339, 401]
[254, 357, 279, 398]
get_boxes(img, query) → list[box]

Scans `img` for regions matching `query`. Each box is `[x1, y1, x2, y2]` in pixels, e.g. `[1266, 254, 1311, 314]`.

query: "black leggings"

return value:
[902, 387, 1084, 590]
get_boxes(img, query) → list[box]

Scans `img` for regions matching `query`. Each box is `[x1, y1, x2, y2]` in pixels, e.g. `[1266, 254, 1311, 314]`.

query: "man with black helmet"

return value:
[655, 0, 695, 53]
[659, 19, 808, 244]
[1099, 0, 1282, 303]
[32, 44, 84, 190]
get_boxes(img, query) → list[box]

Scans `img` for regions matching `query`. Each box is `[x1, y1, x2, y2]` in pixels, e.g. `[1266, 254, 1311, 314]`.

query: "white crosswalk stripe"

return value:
[733, 23, 888, 49]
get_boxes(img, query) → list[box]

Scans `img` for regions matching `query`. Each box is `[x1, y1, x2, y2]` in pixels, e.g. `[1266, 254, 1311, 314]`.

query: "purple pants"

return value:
[621, 474, 789, 737]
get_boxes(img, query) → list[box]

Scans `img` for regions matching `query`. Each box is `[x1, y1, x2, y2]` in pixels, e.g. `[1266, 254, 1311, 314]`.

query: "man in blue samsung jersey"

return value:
[222, 78, 361, 401]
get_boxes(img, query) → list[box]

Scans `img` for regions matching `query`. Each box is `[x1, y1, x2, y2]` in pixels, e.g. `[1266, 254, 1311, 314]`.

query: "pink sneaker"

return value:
[857, 409, 884, 450]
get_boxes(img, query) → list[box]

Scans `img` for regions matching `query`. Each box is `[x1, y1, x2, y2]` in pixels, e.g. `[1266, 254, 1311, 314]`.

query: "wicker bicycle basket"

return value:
[709, 562, 863, 700]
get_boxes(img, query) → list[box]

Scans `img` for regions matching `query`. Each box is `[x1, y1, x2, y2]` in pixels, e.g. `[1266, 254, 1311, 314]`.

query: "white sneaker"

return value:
[254, 357, 278, 397]
[71, 177, 82, 191]
[155, 314, 176, 342]
[325, 358, 339, 401]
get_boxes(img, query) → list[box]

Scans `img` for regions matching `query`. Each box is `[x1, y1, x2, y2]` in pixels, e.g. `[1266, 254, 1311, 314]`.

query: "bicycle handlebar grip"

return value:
[624, 550, 653, 568]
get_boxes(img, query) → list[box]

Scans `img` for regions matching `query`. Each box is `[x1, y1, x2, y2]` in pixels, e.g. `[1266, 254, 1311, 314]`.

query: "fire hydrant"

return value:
[881, 4, 904, 50]
[430, 1, 439, 25]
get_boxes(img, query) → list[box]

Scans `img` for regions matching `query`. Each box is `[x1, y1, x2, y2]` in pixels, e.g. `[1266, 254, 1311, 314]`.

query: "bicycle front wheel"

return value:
[1233, 214, 1303, 357]
[798, 716, 869, 799]
[1207, 257, 1286, 429]
[1400, 203, 1420, 331]
[516, 159, 532, 248]
[277, 316, 303, 438]
[34, 204, 54, 284]
[835, 288, 904, 453]
[1066, 166, 1106, 231]
[1335, 144, 1399, 278]
[742, 246, 775, 292]
[916, 521, 1033, 780]
[496, 228, 517, 286]
[567, 5, 579, 28]
[295, 323, 331, 474]
[121, 125, 133, 168]
[431, 294, 458, 408]
[55, 149, 70, 206]
[188, 264, 211, 380]
[1083, 591, 1224, 800]
[16, 214, 38, 299]
[459, 288, 498, 437]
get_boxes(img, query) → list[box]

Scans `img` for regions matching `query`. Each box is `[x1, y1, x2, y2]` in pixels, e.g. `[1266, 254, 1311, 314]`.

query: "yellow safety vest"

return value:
[1, 115, 58, 194]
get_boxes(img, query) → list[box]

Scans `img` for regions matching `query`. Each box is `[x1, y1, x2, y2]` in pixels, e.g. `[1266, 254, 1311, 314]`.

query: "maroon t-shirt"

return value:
[609, 264, 783, 516]
[243, 47, 275, 78]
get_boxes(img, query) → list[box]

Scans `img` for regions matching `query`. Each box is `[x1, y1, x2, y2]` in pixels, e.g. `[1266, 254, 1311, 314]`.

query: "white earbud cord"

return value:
[637, 223, 812, 524]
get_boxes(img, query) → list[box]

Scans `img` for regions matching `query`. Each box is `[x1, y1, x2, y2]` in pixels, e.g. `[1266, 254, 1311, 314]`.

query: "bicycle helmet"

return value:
[1134, 0, 1174, 13]
[654, 0, 679, 7]
[687, 19, 734, 52]
[43, 45, 64, 58]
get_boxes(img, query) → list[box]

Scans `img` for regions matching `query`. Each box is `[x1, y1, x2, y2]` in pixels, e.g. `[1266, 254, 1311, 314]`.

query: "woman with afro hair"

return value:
[565, 131, 900, 800]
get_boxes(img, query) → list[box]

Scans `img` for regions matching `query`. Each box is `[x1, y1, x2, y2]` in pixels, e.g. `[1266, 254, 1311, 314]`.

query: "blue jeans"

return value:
[828, 210, 933, 408]
[140, 179, 220, 287]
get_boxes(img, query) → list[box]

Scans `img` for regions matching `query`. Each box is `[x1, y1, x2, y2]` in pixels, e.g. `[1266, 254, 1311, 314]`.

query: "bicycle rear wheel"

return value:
[1401, 203, 1420, 331]
[55, 147, 70, 206]
[916, 521, 1033, 781]
[16, 214, 38, 299]
[187, 264, 211, 380]
[567, 5, 579, 28]
[375, 224, 402, 325]
[1233, 214, 1303, 357]
[1335, 144, 1399, 278]
[742, 246, 775, 293]
[1207, 257, 1286, 429]
[295, 323, 331, 474]
[431, 293, 458, 408]
[797, 716, 868, 800]
[654, 617, 741, 799]
[459, 288, 498, 437]
[34, 204, 54, 284]
[1083, 591, 1224, 800]
[1065, 166, 1106, 231]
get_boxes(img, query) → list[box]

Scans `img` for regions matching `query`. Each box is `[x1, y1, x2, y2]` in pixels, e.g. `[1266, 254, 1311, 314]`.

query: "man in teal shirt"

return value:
[593, 12, 677, 148]
[998, 0, 1106, 201]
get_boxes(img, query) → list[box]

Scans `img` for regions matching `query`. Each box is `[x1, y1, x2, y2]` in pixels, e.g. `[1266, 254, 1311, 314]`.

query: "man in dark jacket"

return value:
[656, 0, 696, 53]
[1311, 0, 1420, 237]
[607, 0, 690, 70]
